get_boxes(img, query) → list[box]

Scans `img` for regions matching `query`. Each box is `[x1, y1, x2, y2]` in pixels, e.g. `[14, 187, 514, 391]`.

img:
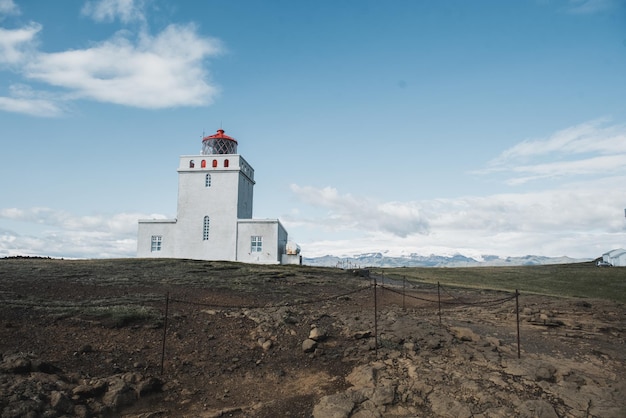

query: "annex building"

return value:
[137, 129, 301, 265]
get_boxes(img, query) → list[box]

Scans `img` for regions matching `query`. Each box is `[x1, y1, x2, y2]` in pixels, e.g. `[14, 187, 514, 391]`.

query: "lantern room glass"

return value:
[202, 138, 238, 155]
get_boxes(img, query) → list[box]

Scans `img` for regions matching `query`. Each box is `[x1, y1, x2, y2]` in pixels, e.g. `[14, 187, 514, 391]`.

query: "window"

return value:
[212, 159, 217, 168]
[224, 159, 229, 168]
[251, 236, 262, 253]
[203, 216, 210, 240]
[205, 173, 211, 187]
[189, 160, 195, 168]
[151, 235, 162, 252]
[201, 159, 206, 168]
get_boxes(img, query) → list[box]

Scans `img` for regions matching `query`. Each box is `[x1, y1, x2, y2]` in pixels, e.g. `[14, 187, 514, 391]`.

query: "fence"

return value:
[158, 273, 523, 374]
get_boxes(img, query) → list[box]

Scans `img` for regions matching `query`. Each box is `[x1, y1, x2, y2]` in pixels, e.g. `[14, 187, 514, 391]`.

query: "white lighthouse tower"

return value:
[137, 129, 301, 264]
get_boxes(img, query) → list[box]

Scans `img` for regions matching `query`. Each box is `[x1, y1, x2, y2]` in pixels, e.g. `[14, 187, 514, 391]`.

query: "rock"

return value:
[72, 383, 104, 398]
[1, 353, 32, 374]
[50, 390, 73, 414]
[78, 344, 93, 354]
[428, 392, 472, 418]
[302, 338, 317, 352]
[309, 326, 328, 341]
[351, 409, 381, 418]
[346, 365, 377, 388]
[371, 385, 395, 406]
[517, 400, 558, 418]
[312, 393, 356, 418]
[32, 360, 59, 374]
[354, 331, 372, 339]
[73, 404, 90, 418]
[534, 362, 557, 383]
[102, 377, 137, 409]
[403, 342, 418, 353]
[450, 326, 480, 342]
[136, 376, 163, 397]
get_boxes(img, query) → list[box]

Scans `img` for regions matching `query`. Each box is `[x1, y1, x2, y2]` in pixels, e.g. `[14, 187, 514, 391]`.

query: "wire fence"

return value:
[157, 273, 523, 374]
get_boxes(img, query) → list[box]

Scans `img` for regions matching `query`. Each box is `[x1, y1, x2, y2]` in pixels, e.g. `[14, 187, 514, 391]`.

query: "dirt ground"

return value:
[0, 258, 625, 417]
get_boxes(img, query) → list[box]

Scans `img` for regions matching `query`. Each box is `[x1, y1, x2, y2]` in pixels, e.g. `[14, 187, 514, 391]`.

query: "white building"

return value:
[137, 129, 301, 265]
[602, 248, 626, 267]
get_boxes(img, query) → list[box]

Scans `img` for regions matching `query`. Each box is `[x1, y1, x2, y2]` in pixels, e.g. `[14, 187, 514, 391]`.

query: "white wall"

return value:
[236, 219, 281, 264]
[137, 148, 297, 264]
[175, 155, 251, 261]
[137, 219, 177, 258]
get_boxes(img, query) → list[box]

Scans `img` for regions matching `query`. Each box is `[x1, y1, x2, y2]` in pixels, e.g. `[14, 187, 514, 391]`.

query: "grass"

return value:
[83, 304, 161, 328]
[1, 257, 624, 307]
[377, 262, 626, 304]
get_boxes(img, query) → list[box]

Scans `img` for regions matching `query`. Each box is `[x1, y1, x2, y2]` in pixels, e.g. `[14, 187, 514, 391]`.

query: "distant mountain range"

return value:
[303, 252, 592, 268]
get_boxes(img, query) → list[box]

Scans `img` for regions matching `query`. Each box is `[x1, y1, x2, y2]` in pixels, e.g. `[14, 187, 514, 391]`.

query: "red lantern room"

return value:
[202, 129, 238, 155]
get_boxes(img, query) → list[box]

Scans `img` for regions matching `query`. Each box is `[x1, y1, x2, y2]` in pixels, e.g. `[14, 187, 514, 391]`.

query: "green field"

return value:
[376, 262, 626, 303]
[1, 257, 625, 304]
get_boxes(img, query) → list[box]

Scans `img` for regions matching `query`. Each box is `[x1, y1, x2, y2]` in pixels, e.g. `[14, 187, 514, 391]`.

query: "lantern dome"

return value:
[201, 129, 238, 155]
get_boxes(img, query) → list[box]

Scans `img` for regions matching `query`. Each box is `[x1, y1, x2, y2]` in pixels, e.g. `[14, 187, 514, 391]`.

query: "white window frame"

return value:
[251, 236, 262, 253]
[203, 216, 210, 240]
[151, 235, 162, 252]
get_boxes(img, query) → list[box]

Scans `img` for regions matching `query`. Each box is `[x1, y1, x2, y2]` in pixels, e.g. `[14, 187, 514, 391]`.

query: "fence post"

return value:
[160, 292, 170, 375]
[402, 276, 406, 310]
[515, 289, 521, 359]
[437, 282, 442, 325]
[374, 275, 378, 357]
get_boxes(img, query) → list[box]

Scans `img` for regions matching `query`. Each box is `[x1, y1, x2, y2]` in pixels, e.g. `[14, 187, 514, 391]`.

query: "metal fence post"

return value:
[374, 275, 378, 357]
[515, 289, 521, 359]
[402, 275, 406, 310]
[437, 282, 442, 325]
[160, 292, 170, 375]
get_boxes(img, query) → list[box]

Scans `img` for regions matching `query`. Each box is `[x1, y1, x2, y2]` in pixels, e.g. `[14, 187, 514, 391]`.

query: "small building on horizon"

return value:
[137, 129, 301, 265]
[601, 248, 626, 267]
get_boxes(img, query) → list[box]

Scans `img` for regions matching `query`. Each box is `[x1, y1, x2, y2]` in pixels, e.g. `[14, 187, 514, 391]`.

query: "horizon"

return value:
[1, 0, 626, 260]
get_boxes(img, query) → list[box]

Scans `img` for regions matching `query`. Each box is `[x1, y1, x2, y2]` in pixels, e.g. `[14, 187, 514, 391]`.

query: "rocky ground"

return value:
[0, 258, 625, 417]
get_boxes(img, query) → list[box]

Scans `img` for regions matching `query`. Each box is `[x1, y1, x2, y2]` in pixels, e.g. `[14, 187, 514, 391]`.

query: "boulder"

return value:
[428, 392, 472, 418]
[102, 377, 137, 409]
[309, 326, 328, 341]
[50, 390, 73, 414]
[517, 400, 558, 418]
[312, 392, 356, 418]
[302, 338, 317, 353]
[1, 353, 32, 374]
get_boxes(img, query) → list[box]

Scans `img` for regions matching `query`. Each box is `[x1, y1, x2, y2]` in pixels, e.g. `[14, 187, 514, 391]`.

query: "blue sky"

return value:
[1, 0, 625, 260]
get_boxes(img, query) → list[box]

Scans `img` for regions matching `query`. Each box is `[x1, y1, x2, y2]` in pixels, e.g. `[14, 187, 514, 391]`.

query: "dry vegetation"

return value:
[0, 257, 625, 417]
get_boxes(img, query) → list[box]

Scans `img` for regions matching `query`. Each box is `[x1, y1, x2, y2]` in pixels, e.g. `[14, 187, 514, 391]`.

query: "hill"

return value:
[304, 252, 589, 268]
[0, 258, 624, 417]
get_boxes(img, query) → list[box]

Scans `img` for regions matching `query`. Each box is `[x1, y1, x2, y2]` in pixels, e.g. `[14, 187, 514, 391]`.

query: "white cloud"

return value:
[287, 119, 626, 259]
[24, 24, 221, 108]
[82, 0, 146, 23]
[0, 23, 40, 65]
[289, 185, 429, 237]
[283, 120, 626, 258]
[491, 119, 626, 162]
[0, 0, 19, 16]
[0, 95, 62, 116]
[480, 119, 626, 184]
[0, 3, 223, 115]
[566, 0, 618, 14]
[0, 208, 151, 258]
[0, 83, 63, 116]
[0, 207, 145, 235]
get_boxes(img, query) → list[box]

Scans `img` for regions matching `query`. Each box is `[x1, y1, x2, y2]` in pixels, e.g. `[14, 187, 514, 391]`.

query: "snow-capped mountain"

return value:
[303, 252, 590, 268]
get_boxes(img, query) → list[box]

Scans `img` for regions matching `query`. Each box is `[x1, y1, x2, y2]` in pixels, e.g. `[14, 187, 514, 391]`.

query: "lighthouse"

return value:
[137, 129, 301, 264]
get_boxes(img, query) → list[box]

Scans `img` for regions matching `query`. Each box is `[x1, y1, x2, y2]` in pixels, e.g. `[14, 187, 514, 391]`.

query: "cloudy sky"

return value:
[1, 0, 625, 260]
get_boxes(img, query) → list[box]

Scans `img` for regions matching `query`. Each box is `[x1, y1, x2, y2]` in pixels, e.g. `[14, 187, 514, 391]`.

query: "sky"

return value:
[1, 0, 625, 261]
